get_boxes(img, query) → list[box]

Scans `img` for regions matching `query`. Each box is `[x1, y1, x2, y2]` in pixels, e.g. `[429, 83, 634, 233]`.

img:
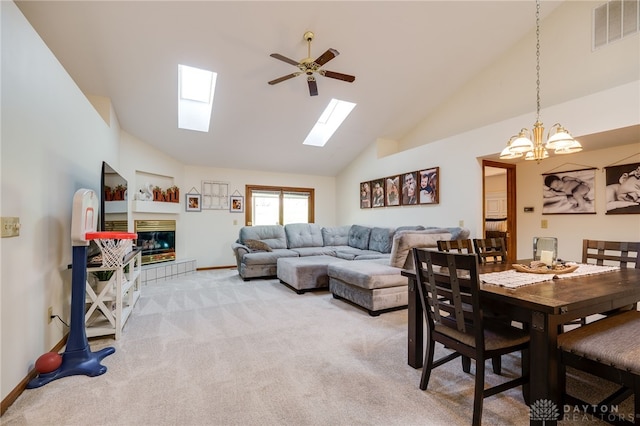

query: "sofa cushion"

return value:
[425, 226, 470, 240]
[291, 246, 337, 257]
[285, 223, 324, 249]
[244, 239, 272, 252]
[239, 225, 288, 249]
[395, 225, 425, 232]
[348, 225, 371, 250]
[368, 227, 394, 253]
[334, 248, 383, 260]
[322, 226, 351, 246]
[242, 249, 299, 265]
[328, 259, 405, 290]
[389, 230, 453, 269]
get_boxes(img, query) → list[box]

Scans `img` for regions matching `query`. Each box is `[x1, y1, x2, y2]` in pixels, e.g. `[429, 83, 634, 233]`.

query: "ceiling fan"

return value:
[268, 31, 356, 96]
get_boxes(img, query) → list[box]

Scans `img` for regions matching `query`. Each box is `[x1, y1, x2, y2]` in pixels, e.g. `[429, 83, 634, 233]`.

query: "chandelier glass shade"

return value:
[500, 0, 582, 162]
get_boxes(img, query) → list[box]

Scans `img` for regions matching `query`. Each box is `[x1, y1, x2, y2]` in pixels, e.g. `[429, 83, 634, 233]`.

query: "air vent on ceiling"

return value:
[593, 0, 639, 49]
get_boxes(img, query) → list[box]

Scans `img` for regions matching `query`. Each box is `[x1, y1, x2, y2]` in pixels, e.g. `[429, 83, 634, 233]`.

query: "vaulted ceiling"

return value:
[16, 1, 581, 176]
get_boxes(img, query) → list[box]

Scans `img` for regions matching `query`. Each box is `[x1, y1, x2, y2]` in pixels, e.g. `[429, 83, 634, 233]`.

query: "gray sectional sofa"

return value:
[231, 223, 470, 315]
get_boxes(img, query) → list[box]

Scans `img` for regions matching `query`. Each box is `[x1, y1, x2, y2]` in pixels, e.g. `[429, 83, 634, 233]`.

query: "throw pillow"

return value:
[244, 239, 272, 252]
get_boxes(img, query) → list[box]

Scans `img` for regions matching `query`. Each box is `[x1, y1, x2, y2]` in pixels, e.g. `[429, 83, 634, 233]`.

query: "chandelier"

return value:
[500, 0, 582, 162]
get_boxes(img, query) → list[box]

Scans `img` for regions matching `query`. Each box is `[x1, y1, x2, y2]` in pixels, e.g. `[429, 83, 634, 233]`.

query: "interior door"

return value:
[483, 160, 517, 262]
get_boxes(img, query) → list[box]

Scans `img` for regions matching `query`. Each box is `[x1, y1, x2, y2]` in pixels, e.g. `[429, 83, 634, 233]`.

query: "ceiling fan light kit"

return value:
[268, 31, 356, 96]
[500, 0, 582, 163]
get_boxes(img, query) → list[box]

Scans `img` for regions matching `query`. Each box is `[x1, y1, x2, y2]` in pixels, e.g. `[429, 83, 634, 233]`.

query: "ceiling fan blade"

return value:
[307, 76, 318, 96]
[313, 48, 339, 67]
[270, 53, 300, 66]
[320, 70, 356, 83]
[268, 72, 301, 85]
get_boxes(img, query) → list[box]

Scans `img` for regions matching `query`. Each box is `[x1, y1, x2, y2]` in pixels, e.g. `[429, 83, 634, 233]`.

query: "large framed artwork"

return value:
[359, 182, 371, 209]
[371, 179, 385, 208]
[385, 175, 400, 206]
[418, 167, 439, 204]
[542, 168, 596, 214]
[605, 162, 640, 214]
[401, 172, 418, 205]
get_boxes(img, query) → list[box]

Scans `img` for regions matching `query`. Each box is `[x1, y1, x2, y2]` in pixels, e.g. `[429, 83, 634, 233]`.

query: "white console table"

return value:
[85, 249, 142, 339]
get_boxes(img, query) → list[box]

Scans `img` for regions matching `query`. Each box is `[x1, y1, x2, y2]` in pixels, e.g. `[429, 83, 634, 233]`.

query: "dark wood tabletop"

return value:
[402, 263, 640, 425]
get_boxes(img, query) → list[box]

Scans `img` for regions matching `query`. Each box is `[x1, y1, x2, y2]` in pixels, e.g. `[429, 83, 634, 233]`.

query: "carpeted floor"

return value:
[2, 269, 633, 425]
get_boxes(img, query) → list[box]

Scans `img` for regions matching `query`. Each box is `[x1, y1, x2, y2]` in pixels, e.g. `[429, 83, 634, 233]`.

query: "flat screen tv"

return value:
[100, 161, 129, 233]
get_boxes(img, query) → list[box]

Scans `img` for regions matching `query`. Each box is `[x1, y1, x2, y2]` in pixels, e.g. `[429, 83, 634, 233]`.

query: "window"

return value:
[178, 64, 217, 132]
[245, 185, 315, 226]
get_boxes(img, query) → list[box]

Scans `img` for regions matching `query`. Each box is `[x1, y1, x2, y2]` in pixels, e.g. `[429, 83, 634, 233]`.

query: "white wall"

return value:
[180, 166, 336, 268]
[336, 81, 640, 262]
[1, 1, 120, 400]
[401, 0, 640, 150]
[517, 142, 640, 261]
[2, 0, 639, 407]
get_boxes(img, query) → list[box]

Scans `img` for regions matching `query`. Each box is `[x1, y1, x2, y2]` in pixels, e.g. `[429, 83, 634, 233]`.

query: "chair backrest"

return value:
[437, 239, 474, 254]
[582, 240, 640, 269]
[473, 237, 507, 264]
[413, 248, 483, 346]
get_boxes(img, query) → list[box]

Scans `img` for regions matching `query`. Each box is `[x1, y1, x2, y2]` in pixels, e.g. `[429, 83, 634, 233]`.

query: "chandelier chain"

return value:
[499, 0, 581, 162]
[535, 0, 541, 122]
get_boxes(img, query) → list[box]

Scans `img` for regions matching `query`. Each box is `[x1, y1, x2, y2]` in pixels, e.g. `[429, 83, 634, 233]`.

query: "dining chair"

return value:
[437, 239, 474, 254]
[472, 237, 507, 264]
[437, 238, 502, 374]
[582, 240, 640, 321]
[582, 239, 640, 268]
[558, 310, 640, 425]
[412, 248, 529, 426]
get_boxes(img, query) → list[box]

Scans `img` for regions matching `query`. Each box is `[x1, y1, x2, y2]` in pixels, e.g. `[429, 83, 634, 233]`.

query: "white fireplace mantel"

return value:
[132, 200, 181, 214]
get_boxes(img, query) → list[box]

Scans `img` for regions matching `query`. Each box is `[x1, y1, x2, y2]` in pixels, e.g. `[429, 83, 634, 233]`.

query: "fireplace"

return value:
[134, 220, 176, 265]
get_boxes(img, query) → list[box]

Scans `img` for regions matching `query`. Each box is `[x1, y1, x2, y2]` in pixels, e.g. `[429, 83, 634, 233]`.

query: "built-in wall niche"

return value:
[101, 162, 129, 232]
[133, 170, 181, 214]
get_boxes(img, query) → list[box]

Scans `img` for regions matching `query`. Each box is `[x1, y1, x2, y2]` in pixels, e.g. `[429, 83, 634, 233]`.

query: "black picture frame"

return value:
[605, 162, 640, 214]
[542, 168, 596, 214]
[371, 179, 385, 208]
[418, 167, 439, 204]
[360, 181, 371, 209]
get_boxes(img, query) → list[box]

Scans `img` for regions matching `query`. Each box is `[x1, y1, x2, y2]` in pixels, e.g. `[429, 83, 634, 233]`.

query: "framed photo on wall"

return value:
[360, 181, 371, 209]
[542, 168, 596, 214]
[385, 175, 400, 206]
[418, 167, 439, 204]
[186, 193, 201, 212]
[371, 179, 385, 208]
[400, 171, 418, 205]
[230, 195, 244, 213]
[605, 162, 640, 214]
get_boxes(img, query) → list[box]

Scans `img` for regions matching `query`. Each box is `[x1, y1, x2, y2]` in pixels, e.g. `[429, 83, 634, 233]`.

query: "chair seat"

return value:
[558, 310, 640, 374]
[436, 320, 529, 351]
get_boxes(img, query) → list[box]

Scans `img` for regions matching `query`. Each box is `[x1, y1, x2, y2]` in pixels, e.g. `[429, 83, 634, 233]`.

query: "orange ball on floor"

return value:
[35, 352, 62, 374]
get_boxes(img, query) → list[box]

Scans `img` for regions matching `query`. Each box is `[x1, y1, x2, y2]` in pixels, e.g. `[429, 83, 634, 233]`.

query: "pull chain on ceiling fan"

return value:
[268, 31, 355, 96]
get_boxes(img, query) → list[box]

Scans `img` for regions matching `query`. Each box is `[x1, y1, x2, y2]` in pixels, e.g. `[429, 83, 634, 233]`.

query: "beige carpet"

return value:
[2, 269, 632, 425]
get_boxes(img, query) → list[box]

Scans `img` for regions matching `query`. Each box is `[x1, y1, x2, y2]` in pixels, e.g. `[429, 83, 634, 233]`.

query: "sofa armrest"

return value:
[231, 242, 250, 269]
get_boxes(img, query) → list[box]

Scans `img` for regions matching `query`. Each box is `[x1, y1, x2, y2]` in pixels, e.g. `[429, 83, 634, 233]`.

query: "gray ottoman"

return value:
[277, 255, 343, 294]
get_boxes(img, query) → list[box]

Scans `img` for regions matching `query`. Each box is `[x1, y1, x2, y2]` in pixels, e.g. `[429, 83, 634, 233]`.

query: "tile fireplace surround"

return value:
[141, 258, 197, 285]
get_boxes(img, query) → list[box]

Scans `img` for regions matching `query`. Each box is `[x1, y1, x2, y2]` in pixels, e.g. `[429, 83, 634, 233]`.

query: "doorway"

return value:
[482, 160, 517, 262]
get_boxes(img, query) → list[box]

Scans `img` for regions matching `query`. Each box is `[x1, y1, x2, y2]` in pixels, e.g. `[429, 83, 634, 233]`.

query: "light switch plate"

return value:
[1, 217, 20, 237]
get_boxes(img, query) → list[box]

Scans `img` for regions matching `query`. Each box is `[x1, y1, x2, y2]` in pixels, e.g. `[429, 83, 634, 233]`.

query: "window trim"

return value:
[245, 185, 315, 226]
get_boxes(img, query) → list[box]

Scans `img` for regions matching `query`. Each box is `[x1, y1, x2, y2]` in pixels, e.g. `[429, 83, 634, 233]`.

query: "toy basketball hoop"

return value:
[85, 232, 138, 268]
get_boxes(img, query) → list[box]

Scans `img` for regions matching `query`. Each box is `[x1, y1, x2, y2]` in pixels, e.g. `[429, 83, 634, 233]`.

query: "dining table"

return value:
[402, 261, 640, 426]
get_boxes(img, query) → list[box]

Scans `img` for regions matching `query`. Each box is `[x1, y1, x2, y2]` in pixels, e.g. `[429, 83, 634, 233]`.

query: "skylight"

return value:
[303, 99, 356, 147]
[178, 64, 217, 132]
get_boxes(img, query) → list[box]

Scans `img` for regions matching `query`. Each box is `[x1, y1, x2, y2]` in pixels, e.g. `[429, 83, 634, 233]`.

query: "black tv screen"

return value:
[100, 161, 129, 233]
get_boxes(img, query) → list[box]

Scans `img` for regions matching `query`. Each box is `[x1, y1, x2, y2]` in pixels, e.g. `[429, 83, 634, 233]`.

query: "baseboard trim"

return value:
[1, 336, 67, 416]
